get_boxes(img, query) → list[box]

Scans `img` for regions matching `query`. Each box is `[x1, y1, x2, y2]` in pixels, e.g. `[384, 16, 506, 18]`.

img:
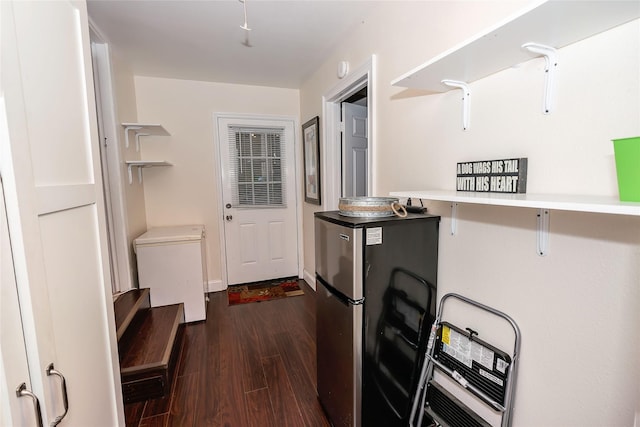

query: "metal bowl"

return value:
[338, 197, 400, 217]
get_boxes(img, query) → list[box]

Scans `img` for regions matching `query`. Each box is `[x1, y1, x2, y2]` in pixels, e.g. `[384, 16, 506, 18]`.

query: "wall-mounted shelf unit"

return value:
[125, 160, 172, 184]
[122, 123, 170, 152]
[390, 190, 640, 256]
[390, 190, 640, 216]
[391, 1, 640, 92]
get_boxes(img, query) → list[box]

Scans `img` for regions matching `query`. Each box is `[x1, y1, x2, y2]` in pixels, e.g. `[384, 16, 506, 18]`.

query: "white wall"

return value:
[110, 50, 147, 287]
[133, 76, 300, 290]
[299, 0, 534, 281]
[300, 2, 640, 426]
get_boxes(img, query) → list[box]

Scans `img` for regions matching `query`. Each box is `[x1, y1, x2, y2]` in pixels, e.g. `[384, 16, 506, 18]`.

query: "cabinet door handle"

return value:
[16, 383, 44, 427]
[46, 363, 69, 426]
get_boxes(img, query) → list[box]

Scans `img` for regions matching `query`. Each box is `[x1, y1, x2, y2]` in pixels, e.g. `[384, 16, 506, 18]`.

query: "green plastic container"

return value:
[613, 136, 640, 202]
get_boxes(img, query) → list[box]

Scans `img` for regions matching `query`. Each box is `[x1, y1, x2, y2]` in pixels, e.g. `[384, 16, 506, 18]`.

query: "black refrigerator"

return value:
[315, 211, 439, 427]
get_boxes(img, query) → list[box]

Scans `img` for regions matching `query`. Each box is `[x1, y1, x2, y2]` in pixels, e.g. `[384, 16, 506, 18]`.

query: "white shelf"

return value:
[125, 160, 172, 167]
[392, 190, 640, 256]
[391, 0, 640, 92]
[390, 190, 640, 216]
[122, 123, 170, 151]
[125, 160, 172, 184]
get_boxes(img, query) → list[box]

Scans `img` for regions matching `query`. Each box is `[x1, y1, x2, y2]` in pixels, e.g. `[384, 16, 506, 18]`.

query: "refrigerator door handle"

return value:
[317, 275, 364, 306]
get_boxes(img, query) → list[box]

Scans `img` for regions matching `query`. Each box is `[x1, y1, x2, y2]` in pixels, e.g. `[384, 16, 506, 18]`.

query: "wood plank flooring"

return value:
[124, 279, 330, 427]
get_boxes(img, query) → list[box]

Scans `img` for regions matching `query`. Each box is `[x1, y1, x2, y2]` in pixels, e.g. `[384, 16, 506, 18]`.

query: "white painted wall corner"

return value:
[303, 269, 316, 291]
[207, 280, 225, 293]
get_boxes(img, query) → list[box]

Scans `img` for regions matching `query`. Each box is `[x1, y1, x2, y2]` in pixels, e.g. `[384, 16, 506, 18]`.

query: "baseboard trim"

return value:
[207, 280, 224, 293]
[303, 269, 316, 291]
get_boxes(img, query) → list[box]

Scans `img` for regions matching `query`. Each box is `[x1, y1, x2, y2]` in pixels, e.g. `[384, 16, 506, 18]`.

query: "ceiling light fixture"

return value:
[239, 0, 251, 31]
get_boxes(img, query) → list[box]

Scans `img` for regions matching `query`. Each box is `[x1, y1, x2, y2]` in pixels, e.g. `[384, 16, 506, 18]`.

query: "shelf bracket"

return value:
[123, 126, 141, 149]
[522, 43, 558, 114]
[450, 202, 458, 235]
[441, 80, 470, 130]
[536, 208, 550, 256]
[127, 164, 136, 184]
[127, 164, 145, 185]
[123, 126, 152, 152]
[135, 133, 150, 152]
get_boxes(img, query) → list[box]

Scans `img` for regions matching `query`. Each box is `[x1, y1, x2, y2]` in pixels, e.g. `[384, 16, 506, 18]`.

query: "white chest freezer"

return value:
[134, 225, 208, 322]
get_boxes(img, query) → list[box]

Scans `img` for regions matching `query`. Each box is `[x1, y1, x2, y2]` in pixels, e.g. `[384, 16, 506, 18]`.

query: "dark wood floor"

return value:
[124, 279, 330, 427]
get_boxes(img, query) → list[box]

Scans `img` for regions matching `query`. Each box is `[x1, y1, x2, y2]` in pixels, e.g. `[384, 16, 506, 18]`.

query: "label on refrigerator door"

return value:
[366, 227, 382, 245]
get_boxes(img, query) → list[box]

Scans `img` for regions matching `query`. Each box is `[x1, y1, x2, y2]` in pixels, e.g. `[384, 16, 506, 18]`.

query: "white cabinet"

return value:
[1, 1, 123, 425]
[1, 179, 39, 427]
[134, 225, 208, 322]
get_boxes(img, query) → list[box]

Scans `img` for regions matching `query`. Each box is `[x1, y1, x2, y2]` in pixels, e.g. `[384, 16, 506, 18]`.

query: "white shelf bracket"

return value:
[522, 43, 558, 114]
[127, 164, 145, 185]
[450, 202, 459, 235]
[536, 208, 550, 256]
[123, 126, 142, 149]
[441, 80, 470, 130]
[135, 133, 150, 152]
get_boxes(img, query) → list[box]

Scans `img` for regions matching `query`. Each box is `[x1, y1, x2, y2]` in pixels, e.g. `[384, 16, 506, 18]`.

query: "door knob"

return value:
[226, 215, 233, 221]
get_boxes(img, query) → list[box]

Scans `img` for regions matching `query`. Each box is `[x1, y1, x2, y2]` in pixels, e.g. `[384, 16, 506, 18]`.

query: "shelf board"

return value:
[390, 190, 640, 216]
[125, 160, 172, 184]
[121, 123, 169, 136]
[125, 160, 172, 167]
[391, 0, 640, 92]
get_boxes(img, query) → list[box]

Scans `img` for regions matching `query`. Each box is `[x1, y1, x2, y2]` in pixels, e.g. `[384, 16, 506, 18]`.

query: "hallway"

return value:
[125, 280, 329, 426]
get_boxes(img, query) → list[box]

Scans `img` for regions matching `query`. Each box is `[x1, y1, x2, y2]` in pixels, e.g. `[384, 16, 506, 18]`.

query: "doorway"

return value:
[322, 56, 376, 209]
[342, 88, 368, 197]
[215, 114, 300, 286]
[89, 28, 134, 293]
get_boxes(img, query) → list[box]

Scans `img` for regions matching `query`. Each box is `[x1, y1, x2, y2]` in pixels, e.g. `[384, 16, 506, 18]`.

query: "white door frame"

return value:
[213, 113, 303, 289]
[322, 55, 376, 209]
[88, 21, 134, 292]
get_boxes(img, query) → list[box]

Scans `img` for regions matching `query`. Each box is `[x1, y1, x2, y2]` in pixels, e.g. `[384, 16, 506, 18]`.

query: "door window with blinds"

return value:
[229, 126, 286, 207]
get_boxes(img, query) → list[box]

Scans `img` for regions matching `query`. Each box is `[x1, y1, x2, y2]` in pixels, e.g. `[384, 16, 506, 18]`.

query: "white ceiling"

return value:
[87, 0, 381, 89]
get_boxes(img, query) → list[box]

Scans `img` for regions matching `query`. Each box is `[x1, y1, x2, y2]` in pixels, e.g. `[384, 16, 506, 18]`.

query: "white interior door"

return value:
[0, 1, 123, 425]
[92, 41, 119, 294]
[341, 102, 368, 197]
[217, 116, 299, 285]
[0, 176, 38, 427]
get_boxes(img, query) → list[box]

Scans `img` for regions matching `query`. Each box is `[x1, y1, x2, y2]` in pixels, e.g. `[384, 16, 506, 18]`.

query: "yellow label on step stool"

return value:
[442, 325, 451, 346]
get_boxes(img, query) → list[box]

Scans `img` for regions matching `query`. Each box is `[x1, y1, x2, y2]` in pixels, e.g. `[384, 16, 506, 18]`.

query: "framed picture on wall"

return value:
[302, 116, 321, 205]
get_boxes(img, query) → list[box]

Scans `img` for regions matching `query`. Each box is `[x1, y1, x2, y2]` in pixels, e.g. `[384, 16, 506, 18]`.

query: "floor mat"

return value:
[227, 278, 304, 306]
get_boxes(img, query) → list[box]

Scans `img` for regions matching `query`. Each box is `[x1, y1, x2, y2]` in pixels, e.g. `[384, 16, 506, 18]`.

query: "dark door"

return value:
[361, 218, 439, 426]
[316, 278, 363, 427]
